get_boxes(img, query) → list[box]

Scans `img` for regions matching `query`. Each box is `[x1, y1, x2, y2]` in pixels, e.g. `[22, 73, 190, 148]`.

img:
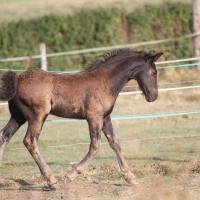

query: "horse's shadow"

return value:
[0, 178, 127, 191]
[0, 178, 52, 191]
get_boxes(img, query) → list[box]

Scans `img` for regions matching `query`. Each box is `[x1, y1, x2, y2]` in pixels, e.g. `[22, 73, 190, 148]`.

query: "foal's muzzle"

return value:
[145, 95, 157, 102]
[145, 90, 158, 102]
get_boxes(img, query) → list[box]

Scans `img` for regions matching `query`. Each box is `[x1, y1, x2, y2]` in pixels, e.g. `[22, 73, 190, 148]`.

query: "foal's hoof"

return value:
[65, 169, 79, 183]
[125, 177, 139, 186]
[48, 182, 59, 190]
[124, 171, 139, 186]
[65, 162, 81, 182]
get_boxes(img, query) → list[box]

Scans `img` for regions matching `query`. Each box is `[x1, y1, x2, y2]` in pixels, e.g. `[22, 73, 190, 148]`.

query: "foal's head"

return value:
[85, 48, 162, 102]
[129, 51, 163, 102]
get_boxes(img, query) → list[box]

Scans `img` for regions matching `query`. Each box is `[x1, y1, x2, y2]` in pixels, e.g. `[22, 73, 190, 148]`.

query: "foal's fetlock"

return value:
[122, 170, 138, 186]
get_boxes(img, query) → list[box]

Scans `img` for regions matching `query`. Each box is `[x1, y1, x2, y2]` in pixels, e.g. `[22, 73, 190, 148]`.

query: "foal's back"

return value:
[16, 69, 113, 119]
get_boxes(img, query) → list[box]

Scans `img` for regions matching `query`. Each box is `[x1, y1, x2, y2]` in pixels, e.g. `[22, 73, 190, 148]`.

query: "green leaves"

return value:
[0, 2, 193, 70]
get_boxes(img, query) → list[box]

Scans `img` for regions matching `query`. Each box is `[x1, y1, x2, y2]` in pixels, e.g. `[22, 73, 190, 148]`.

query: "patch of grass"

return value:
[1, 85, 200, 199]
[1, 89, 200, 176]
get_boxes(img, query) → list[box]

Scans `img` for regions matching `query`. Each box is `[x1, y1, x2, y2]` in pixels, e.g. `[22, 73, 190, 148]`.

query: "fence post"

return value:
[40, 43, 48, 71]
[193, 0, 200, 68]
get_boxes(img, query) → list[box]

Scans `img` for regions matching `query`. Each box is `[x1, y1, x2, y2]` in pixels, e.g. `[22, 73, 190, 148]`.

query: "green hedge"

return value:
[0, 2, 193, 71]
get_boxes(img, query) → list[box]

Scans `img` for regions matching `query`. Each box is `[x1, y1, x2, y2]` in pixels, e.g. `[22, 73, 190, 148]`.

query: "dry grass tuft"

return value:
[142, 162, 171, 176]
[186, 160, 200, 175]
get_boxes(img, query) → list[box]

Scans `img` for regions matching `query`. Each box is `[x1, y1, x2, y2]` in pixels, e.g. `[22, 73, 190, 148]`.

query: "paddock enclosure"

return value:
[1, 45, 200, 200]
[1, 0, 200, 199]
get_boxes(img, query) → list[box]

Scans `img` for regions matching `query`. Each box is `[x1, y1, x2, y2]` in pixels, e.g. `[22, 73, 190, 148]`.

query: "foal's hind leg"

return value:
[23, 115, 58, 190]
[0, 118, 25, 164]
[102, 115, 138, 185]
[65, 116, 103, 182]
[0, 101, 26, 165]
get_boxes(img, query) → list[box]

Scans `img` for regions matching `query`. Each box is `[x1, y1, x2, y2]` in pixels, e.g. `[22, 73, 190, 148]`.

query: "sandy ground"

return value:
[1, 173, 200, 200]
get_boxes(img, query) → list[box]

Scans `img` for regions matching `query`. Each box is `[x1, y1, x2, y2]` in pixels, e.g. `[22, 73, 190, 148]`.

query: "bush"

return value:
[0, 2, 193, 71]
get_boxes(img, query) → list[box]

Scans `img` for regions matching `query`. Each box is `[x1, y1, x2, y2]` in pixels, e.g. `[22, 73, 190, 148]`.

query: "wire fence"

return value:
[0, 83, 200, 107]
[7, 135, 200, 151]
[0, 32, 199, 63]
[0, 31, 199, 73]
[0, 33, 200, 153]
[0, 60, 199, 74]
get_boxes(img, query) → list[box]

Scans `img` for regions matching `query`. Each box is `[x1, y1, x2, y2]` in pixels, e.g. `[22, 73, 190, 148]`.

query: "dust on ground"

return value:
[1, 162, 200, 200]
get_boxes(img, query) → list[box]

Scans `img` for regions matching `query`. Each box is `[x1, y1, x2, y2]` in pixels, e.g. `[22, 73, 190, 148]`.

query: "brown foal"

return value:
[0, 49, 162, 189]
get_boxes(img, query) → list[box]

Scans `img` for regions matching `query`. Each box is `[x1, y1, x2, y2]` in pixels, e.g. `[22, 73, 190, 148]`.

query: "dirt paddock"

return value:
[1, 170, 200, 200]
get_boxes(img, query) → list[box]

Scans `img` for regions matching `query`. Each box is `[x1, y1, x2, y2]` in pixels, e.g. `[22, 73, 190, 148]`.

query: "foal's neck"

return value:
[106, 64, 130, 97]
[106, 60, 142, 97]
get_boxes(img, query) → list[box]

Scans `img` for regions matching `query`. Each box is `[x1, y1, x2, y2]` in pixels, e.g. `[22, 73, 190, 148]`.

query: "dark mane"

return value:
[85, 48, 148, 71]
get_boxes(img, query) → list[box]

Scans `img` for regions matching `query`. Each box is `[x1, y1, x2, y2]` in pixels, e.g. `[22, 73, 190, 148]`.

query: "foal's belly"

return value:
[50, 103, 85, 119]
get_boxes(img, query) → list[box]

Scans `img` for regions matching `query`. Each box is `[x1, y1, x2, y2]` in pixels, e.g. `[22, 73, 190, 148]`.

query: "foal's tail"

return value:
[0, 71, 18, 101]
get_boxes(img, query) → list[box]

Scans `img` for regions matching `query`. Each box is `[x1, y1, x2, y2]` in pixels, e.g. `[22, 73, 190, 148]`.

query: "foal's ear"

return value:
[149, 52, 163, 62]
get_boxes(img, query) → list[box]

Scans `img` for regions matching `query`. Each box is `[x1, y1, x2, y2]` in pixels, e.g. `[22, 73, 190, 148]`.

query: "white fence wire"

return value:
[0, 33, 200, 152]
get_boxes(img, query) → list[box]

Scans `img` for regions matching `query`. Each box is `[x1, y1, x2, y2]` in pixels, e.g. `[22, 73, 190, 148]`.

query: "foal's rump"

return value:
[0, 69, 52, 102]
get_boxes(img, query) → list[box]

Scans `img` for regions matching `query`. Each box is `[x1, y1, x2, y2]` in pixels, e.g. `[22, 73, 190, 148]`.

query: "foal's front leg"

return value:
[102, 115, 138, 185]
[65, 116, 103, 181]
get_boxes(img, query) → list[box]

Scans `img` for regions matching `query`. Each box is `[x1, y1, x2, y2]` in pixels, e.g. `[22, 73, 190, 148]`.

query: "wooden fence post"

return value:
[193, 0, 200, 67]
[40, 43, 48, 71]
